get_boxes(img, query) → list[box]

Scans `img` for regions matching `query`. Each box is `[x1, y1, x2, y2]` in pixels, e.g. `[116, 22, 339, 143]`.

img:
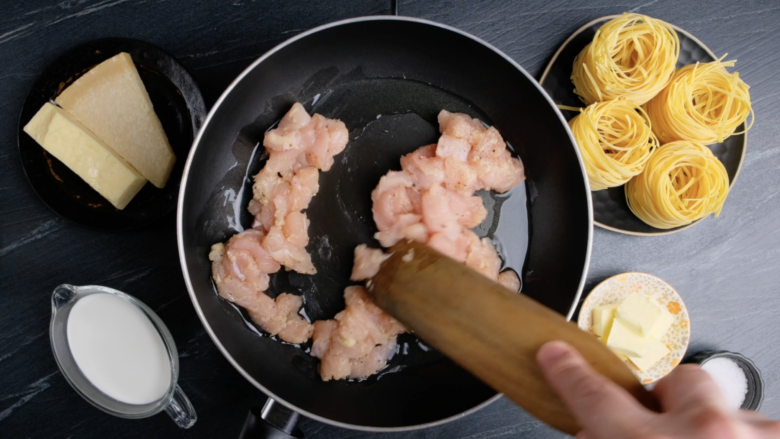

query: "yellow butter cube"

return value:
[647, 303, 674, 340]
[627, 339, 670, 372]
[599, 336, 629, 361]
[617, 293, 661, 337]
[601, 311, 617, 341]
[592, 303, 619, 337]
[606, 318, 648, 357]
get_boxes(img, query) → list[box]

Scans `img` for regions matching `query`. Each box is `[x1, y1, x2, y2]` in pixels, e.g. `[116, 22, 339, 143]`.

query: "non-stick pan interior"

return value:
[179, 18, 590, 429]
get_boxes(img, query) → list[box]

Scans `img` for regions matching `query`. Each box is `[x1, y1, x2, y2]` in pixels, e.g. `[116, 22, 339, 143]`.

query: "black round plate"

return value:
[540, 16, 746, 236]
[18, 38, 206, 231]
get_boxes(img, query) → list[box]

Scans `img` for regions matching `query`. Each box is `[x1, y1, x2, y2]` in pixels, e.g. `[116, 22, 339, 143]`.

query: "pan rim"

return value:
[176, 15, 593, 432]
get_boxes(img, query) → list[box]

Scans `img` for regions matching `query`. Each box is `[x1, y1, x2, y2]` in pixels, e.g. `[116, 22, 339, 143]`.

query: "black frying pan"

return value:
[177, 16, 592, 435]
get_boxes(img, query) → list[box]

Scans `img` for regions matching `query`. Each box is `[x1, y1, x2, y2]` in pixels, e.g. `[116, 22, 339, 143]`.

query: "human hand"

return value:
[537, 341, 780, 439]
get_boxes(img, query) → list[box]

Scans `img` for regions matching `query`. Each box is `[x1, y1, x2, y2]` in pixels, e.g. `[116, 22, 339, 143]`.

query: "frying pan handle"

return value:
[239, 398, 304, 439]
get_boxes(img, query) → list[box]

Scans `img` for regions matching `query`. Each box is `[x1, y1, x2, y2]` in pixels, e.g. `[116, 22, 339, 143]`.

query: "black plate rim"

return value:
[17, 37, 207, 232]
[539, 15, 747, 237]
[176, 15, 594, 432]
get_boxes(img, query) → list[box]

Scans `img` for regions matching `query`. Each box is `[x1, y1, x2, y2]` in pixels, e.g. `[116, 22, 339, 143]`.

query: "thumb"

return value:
[537, 341, 652, 438]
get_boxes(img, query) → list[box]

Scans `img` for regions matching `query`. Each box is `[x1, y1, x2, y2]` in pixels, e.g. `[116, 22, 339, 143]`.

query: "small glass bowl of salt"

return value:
[49, 284, 197, 428]
[688, 350, 764, 411]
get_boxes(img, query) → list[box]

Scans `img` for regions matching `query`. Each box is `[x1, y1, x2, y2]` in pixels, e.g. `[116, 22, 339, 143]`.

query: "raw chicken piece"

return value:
[311, 286, 406, 381]
[400, 222, 428, 243]
[268, 181, 293, 225]
[436, 134, 471, 161]
[210, 103, 348, 344]
[211, 242, 271, 304]
[209, 232, 312, 343]
[253, 150, 300, 199]
[437, 110, 525, 193]
[399, 145, 444, 190]
[274, 294, 315, 343]
[417, 111, 523, 281]
[277, 101, 311, 131]
[289, 167, 320, 212]
[348, 341, 398, 379]
[371, 171, 424, 247]
[210, 230, 279, 294]
[311, 320, 337, 359]
[304, 114, 348, 171]
[351, 244, 388, 281]
[464, 232, 502, 281]
[420, 184, 487, 237]
[225, 229, 282, 273]
[282, 211, 310, 248]
[263, 225, 316, 274]
[312, 109, 524, 381]
[498, 269, 521, 293]
[438, 110, 485, 143]
[448, 191, 487, 228]
[251, 202, 275, 231]
[443, 156, 478, 193]
[249, 103, 348, 274]
[263, 128, 302, 152]
[468, 127, 525, 193]
[421, 184, 461, 240]
[370, 109, 524, 266]
[371, 172, 418, 230]
[427, 230, 471, 263]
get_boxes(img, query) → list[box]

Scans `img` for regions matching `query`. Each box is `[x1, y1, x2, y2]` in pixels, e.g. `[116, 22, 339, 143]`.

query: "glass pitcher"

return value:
[49, 284, 197, 428]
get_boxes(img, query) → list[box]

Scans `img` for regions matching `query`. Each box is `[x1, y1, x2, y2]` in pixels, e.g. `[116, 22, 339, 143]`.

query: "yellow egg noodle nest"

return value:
[644, 57, 754, 145]
[567, 98, 658, 191]
[626, 141, 729, 229]
[572, 13, 680, 106]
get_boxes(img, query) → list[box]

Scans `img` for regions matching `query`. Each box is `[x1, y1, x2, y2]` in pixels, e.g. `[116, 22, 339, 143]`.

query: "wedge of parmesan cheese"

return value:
[24, 103, 146, 210]
[56, 52, 175, 188]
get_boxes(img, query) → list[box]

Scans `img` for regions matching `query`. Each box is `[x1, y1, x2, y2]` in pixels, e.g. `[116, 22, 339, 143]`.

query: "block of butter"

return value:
[24, 103, 146, 209]
[616, 293, 661, 337]
[56, 52, 175, 188]
[606, 318, 648, 357]
[647, 302, 674, 340]
[627, 339, 670, 372]
[592, 303, 619, 337]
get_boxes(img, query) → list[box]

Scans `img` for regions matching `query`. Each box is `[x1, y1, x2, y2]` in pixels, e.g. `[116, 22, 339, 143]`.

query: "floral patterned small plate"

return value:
[578, 272, 691, 384]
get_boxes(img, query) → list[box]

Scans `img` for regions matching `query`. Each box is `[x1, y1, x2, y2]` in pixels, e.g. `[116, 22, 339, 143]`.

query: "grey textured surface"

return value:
[0, 0, 778, 438]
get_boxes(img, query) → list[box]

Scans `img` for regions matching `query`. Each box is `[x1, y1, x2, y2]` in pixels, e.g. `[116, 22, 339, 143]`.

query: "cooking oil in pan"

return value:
[204, 76, 531, 383]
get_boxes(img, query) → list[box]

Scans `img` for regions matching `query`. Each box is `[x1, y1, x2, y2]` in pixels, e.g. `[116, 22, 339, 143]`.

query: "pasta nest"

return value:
[572, 13, 680, 106]
[626, 141, 729, 229]
[644, 58, 754, 145]
[568, 98, 659, 191]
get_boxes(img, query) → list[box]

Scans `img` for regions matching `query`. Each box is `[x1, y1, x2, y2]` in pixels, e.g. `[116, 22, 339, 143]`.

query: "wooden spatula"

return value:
[367, 240, 659, 435]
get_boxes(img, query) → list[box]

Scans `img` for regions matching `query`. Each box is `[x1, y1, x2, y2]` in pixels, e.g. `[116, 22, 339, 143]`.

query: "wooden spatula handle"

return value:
[368, 240, 658, 435]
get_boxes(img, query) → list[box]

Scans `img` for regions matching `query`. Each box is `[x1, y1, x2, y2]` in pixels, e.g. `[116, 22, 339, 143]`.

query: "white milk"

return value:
[67, 293, 172, 405]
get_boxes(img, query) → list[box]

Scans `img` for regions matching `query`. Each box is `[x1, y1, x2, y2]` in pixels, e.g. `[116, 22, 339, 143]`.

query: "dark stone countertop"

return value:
[1, 0, 778, 438]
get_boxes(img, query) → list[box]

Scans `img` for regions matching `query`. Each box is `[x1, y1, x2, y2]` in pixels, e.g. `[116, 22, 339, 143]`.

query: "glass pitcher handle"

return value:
[52, 284, 78, 310]
[164, 385, 197, 429]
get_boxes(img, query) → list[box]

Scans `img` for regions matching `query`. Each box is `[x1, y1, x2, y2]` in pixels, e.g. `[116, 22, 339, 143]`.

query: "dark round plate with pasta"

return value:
[539, 15, 746, 236]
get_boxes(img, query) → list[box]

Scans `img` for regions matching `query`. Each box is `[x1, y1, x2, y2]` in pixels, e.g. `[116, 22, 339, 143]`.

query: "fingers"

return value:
[737, 410, 771, 422]
[653, 364, 729, 412]
[753, 419, 780, 439]
[737, 411, 780, 439]
[537, 341, 652, 437]
[655, 366, 780, 438]
[750, 419, 780, 439]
